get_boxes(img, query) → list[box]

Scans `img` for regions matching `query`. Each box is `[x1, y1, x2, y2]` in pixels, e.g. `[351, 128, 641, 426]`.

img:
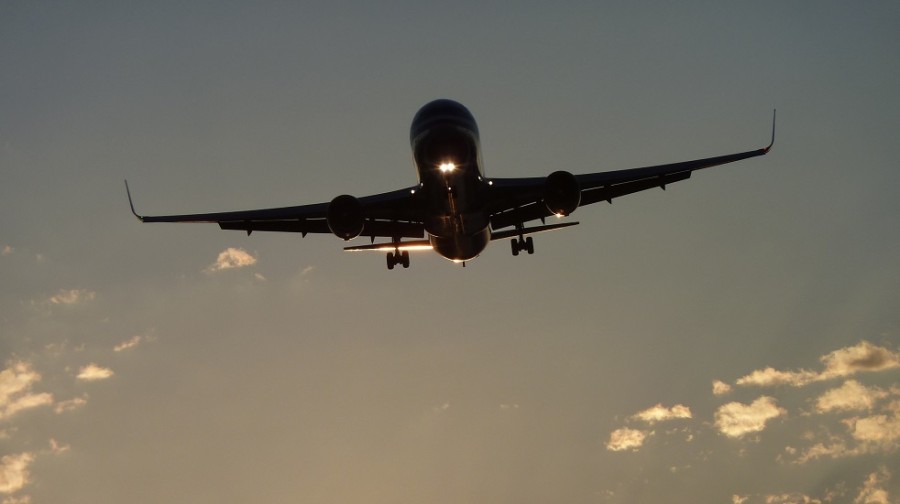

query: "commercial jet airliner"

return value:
[127, 99, 774, 269]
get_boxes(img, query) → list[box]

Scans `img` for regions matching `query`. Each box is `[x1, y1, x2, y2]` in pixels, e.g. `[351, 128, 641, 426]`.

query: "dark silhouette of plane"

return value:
[127, 99, 774, 269]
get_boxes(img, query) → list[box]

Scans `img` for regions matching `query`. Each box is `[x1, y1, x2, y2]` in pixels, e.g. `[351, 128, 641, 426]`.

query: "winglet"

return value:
[124, 180, 144, 221]
[763, 109, 776, 153]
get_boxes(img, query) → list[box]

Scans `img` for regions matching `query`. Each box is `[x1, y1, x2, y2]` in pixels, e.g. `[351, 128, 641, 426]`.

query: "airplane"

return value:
[126, 99, 775, 269]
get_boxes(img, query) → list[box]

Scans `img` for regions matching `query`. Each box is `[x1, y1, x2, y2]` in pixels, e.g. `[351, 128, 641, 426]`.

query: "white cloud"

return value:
[0, 452, 34, 494]
[853, 466, 891, 504]
[48, 288, 96, 305]
[844, 406, 900, 449]
[113, 335, 142, 352]
[713, 380, 732, 396]
[734, 341, 899, 389]
[76, 364, 114, 381]
[820, 341, 900, 379]
[761, 492, 822, 504]
[632, 403, 692, 424]
[205, 247, 257, 272]
[815, 380, 888, 413]
[0, 362, 53, 421]
[714, 396, 785, 438]
[735, 367, 818, 388]
[606, 428, 649, 451]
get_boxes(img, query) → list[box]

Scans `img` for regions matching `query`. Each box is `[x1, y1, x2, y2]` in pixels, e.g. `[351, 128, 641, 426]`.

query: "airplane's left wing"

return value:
[488, 111, 775, 230]
[125, 182, 425, 239]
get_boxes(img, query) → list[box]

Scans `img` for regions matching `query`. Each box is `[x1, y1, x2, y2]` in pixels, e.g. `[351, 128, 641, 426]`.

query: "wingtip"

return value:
[124, 180, 144, 221]
[763, 108, 776, 153]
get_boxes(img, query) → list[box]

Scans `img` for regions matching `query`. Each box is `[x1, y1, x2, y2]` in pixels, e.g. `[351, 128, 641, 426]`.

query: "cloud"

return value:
[735, 367, 818, 388]
[0, 362, 53, 421]
[760, 493, 822, 504]
[713, 380, 732, 396]
[819, 341, 900, 379]
[735, 341, 899, 389]
[76, 364, 114, 381]
[54, 396, 87, 414]
[205, 247, 257, 272]
[1, 245, 12, 256]
[632, 403, 692, 424]
[48, 288, 96, 305]
[815, 380, 889, 413]
[0, 452, 34, 494]
[2, 495, 32, 504]
[606, 428, 649, 451]
[844, 400, 900, 449]
[113, 335, 142, 352]
[714, 396, 785, 438]
[48, 439, 70, 455]
[853, 466, 891, 504]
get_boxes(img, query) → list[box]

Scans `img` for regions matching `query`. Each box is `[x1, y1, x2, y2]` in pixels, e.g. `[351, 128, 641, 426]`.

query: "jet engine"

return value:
[542, 170, 581, 216]
[327, 194, 364, 240]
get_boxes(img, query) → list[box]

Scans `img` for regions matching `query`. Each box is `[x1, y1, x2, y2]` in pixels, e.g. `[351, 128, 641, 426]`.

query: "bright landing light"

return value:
[438, 162, 456, 173]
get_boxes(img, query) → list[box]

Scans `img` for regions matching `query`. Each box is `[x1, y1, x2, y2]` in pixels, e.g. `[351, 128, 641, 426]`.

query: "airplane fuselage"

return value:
[410, 99, 491, 261]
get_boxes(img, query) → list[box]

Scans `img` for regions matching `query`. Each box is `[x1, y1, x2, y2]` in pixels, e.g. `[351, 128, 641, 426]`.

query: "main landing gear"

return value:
[386, 250, 410, 270]
[510, 236, 534, 256]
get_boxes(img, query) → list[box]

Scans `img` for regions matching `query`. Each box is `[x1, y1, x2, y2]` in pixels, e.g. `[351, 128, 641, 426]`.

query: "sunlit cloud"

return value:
[2, 494, 32, 504]
[1, 245, 12, 256]
[113, 335, 142, 352]
[853, 466, 891, 504]
[844, 400, 900, 448]
[760, 492, 822, 504]
[48, 288, 96, 305]
[205, 247, 257, 273]
[0, 362, 53, 421]
[76, 364, 114, 381]
[735, 341, 899, 389]
[54, 396, 87, 414]
[713, 380, 732, 396]
[735, 367, 818, 388]
[632, 403, 692, 424]
[714, 396, 785, 438]
[815, 380, 889, 413]
[48, 439, 70, 455]
[606, 427, 649, 451]
[0, 452, 34, 495]
[819, 341, 900, 379]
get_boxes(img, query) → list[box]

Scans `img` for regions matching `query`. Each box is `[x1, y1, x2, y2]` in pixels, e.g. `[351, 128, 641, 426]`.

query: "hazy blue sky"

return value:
[2, 2, 899, 503]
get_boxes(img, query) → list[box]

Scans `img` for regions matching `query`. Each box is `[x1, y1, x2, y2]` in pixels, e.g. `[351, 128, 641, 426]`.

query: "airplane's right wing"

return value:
[126, 182, 425, 239]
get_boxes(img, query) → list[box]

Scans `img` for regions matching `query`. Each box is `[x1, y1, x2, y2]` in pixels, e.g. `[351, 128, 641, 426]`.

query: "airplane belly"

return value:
[429, 227, 489, 261]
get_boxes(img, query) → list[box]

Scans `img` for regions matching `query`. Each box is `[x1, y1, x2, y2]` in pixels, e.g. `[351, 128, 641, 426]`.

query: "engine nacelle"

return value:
[542, 170, 581, 216]
[327, 194, 364, 240]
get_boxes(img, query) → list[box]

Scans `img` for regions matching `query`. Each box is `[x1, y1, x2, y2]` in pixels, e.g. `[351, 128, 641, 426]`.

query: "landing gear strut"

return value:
[386, 250, 410, 270]
[510, 236, 534, 256]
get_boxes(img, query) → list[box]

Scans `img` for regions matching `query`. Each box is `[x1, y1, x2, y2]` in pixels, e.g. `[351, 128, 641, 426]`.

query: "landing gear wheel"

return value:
[511, 239, 520, 256]
[386, 252, 396, 270]
[401, 251, 410, 268]
[525, 236, 534, 255]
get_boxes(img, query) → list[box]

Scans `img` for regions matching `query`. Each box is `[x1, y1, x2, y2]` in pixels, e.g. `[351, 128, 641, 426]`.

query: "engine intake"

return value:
[542, 170, 581, 216]
[327, 194, 364, 240]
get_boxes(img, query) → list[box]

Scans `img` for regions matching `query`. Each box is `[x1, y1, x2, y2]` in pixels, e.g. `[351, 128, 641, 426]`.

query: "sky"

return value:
[2, 2, 899, 503]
